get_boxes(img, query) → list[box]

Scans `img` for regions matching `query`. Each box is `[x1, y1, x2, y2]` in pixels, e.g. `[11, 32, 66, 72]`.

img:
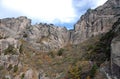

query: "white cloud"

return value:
[1, 0, 107, 25]
[1, 0, 76, 23]
[90, 0, 108, 9]
[73, 0, 107, 9]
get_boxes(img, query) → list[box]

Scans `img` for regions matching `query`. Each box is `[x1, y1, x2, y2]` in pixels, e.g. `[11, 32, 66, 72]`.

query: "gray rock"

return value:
[24, 69, 34, 79]
[1, 0, 120, 50]
[0, 16, 31, 39]
[72, 0, 120, 44]
[0, 17, 70, 51]
[28, 24, 70, 51]
[0, 0, 120, 79]
[109, 18, 120, 79]
[111, 35, 120, 79]
[111, 36, 120, 67]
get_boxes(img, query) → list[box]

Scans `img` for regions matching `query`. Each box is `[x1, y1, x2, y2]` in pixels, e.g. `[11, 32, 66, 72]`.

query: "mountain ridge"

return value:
[0, 0, 120, 50]
[0, 0, 120, 79]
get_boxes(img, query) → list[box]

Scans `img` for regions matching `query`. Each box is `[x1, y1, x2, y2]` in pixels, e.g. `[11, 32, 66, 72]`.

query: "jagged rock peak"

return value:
[0, 16, 70, 51]
[0, 0, 120, 49]
[0, 16, 31, 30]
[72, 0, 120, 44]
[95, 0, 120, 14]
[105, 0, 120, 7]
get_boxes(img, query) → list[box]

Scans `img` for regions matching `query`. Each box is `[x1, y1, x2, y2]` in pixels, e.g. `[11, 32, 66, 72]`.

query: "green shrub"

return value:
[0, 35, 3, 39]
[21, 73, 25, 79]
[4, 45, 16, 55]
[19, 44, 23, 53]
[7, 64, 13, 71]
[23, 33, 28, 38]
[0, 65, 4, 71]
[57, 48, 64, 56]
[66, 65, 81, 79]
[89, 64, 98, 78]
[13, 65, 18, 73]
[48, 51, 55, 58]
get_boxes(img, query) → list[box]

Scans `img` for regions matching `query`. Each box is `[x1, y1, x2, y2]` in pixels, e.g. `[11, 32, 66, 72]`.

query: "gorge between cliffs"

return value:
[0, 0, 120, 79]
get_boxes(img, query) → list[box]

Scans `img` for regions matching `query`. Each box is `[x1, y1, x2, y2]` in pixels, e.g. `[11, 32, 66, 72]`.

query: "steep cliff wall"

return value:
[111, 18, 120, 79]
[0, 0, 120, 50]
[0, 16, 70, 51]
[71, 0, 120, 44]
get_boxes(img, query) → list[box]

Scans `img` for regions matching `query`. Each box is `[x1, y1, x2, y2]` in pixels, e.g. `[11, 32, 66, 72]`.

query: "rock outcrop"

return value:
[28, 23, 70, 51]
[95, 18, 120, 79]
[0, 16, 31, 38]
[111, 18, 120, 79]
[0, 16, 70, 51]
[0, 0, 120, 79]
[111, 36, 120, 79]
[0, 0, 120, 50]
[71, 0, 120, 44]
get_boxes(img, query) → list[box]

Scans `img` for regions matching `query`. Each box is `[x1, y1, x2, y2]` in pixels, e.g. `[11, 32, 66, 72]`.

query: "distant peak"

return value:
[106, 0, 120, 6]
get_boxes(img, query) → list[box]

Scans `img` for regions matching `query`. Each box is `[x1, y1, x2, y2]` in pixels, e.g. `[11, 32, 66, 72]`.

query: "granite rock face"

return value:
[111, 36, 120, 79]
[71, 0, 120, 44]
[0, 17, 70, 51]
[111, 18, 120, 79]
[0, 0, 120, 79]
[0, 16, 31, 38]
[28, 23, 70, 51]
[0, 0, 120, 50]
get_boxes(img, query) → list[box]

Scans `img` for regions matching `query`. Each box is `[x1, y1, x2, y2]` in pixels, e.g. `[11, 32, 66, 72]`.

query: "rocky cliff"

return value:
[71, 0, 120, 44]
[28, 23, 70, 51]
[0, 0, 120, 79]
[0, 0, 120, 50]
[111, 18, 120, 79]
[0, 16, 70, 51]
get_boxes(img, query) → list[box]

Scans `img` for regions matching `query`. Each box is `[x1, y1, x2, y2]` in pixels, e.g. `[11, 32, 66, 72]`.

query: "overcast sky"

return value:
[0, 0, 107, 29]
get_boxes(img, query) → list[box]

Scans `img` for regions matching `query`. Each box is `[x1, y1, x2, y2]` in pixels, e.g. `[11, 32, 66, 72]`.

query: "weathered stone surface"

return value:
[0, 16, 31, 38]
[0, 17, 70, 51]
[24, 69, 34, 79]
[0, 0, 120, 78]
[28, 23, 70, 51]
[111, 35, 120, 79]
[71, 0, 120, 44]
[0, 0, 120, 50]
[111, 18, 120, 69]
[111, 36, 120, 66]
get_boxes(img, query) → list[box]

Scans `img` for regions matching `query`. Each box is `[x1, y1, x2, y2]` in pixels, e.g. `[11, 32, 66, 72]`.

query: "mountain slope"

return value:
[0, 0, 120, 79]
[0, 0, 120, 51]
[71, 0, 120, 44]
